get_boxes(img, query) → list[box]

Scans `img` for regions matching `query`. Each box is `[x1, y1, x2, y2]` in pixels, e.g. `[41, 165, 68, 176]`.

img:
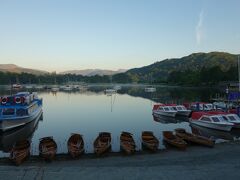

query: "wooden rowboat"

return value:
[67, 133, 84, 158]
[39, 137, 57, 161]
[142, 131, 159, 152]
[120, 132, 136, 154]
[94, 132, 111, 155]
[9, 140, 30, 165]
[163, 131, 187, 150]
[175, 128, 215, 147]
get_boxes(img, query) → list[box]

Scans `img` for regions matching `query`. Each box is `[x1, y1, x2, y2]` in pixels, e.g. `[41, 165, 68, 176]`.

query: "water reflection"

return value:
[0, 114, 41, 153]
[190, 124, 240, 141]
[0, 85, 238, 156]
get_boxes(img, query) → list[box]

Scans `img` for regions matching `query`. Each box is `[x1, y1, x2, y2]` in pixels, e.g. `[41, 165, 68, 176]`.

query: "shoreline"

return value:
[1, 141, 240, 179]
[0, 140, 238, 163]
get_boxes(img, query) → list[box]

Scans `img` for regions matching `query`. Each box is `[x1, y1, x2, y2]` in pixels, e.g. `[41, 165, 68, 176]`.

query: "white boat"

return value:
[35, 85, 44, 90]
[12, 84, 22, 89]
[0, 92, 43, 131]
[189, 102, 214, 111]
[25, 85, 33, 89]
[104, 89, 116, 94]
[113, 85, 121, 91]
[145, 87, 156, 92]
[164, 104, 191, 117]
[190, 112, 233, 131]
[152, 104, 177, 117]
[51, 86, 59, 92]
[62, 85, 72, 91]
[207, 111, 240, 128]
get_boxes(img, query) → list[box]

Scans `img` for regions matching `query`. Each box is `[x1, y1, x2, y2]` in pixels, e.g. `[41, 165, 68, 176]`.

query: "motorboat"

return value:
[152, 104, 177, 117]
[0, 92, 43, 131]
[165, 104, 191, 117]
[62, 85, 73, 91]
[113, 85, 121, 91]
[51, 86, 59, 92]
[12, 84, 22, 89]
[104, 89, 116, 94]
[207, 111, 240, 128]
[189, 111, 234, 131]
[145, 87, 156, 92]
[185, 102, 214, 111]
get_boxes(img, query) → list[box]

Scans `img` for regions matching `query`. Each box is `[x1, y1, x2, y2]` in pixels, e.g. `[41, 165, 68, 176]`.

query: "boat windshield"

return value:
[212, 117, 220, 122]
[176, 106, 182, 110]
[2, 108, 15, 116]
[164, 107, 169, 111]
[227, 115, 238, 121]
[205, 104, 213, 109]
[176, 106, 186, 110]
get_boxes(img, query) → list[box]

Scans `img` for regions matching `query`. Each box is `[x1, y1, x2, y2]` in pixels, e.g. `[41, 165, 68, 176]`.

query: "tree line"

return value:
[0, 65, 237, 85]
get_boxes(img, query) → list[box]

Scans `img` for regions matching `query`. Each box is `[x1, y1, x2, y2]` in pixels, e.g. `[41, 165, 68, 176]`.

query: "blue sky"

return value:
[0, 0, 239, 72]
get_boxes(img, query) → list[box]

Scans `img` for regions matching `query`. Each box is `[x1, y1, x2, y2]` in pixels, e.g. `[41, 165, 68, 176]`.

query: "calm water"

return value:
[0, 85, 240, 157]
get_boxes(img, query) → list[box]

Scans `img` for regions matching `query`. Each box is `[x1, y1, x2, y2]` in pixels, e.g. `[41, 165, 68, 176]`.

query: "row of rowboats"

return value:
[9, 129, 215, 165]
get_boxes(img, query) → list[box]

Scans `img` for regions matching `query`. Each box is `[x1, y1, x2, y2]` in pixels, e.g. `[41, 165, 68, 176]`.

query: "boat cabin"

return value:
[191, 112, 231, 123]
[0, 92, 40, 118]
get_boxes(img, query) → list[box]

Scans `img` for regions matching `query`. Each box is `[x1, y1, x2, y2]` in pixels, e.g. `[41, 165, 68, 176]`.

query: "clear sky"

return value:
[0, 0, 239, 72]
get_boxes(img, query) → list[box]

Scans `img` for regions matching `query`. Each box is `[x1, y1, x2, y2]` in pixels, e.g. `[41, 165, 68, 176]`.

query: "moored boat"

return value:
[0, 92, 43, 131]
[141, 131, 159, 152]
[104, 89, 116, 94]
[120, 131, 136, 155]
[189, 112, 234, 131]
[166, 104, 192, 117]
[12, 84, 22, 89]
[207, 111, 240, 128]
[185, 102, 214, 111]
[9, 140, 30, 165]
[152, 104, 177, 117]
[145, 87, 156, 92]
[94, 132, 111, 155]
[163, 131, 187, 149]
[67, 133, 84, 158]
[39, 137, 57, 161]
[175, 128, 215, 147]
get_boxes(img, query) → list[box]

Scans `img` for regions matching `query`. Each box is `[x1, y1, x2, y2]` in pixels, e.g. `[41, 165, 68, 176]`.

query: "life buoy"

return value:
[1, 97, 8, 105]
[15, 96, 21, 104]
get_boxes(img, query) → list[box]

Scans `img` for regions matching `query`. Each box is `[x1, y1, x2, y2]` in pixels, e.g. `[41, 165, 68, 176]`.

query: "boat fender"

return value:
[15, 96, 22, 104]
[1, 97, 8, 105]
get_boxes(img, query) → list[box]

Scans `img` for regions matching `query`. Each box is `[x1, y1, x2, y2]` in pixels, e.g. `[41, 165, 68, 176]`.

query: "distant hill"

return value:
[0, 64, 48, 75]
[126, 52, 239, 82]
[60, 69, 127, 76]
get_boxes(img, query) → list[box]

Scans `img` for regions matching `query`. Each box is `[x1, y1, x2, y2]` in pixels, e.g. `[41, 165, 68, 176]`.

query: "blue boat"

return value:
[0, 92, 42, 131]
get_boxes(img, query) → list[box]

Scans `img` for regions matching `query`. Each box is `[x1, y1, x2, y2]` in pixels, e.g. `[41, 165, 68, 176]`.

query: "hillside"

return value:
[60, 69, 127, 76]
[0, 64, 48, 75]
[126, 52, 238, 82]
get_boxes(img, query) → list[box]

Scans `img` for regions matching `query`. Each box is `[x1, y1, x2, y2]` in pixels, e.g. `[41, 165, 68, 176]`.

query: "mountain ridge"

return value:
[60, 69, 127, 76]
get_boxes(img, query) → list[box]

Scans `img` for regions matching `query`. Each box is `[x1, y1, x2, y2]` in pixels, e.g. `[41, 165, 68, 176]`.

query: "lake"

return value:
[0, 85, 239, 157]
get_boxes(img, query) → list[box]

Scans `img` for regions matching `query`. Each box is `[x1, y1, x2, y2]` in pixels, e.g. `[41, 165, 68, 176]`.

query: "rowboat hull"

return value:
[39, 137, 57, 161]
[163, 131, 187, 150]
[94, 132, 111, 156]
[9, 140, 30, 166]
[67, 134, 84, 158]
[120, 132, 135, 155]
[175, 129, 214, 147]
[142, 131, 159, 152]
